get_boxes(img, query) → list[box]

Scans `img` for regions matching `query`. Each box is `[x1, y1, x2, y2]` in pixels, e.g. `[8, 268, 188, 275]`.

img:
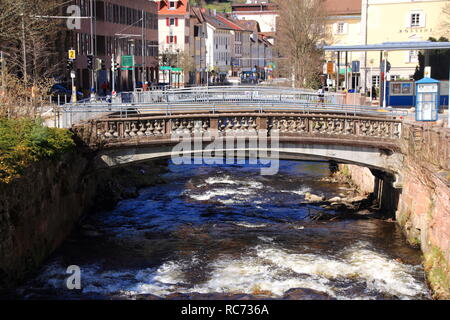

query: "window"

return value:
[337, 23, 345, 34]
[169, 1, 176, 9]
[408, 50, 418, 63]
[372, 75, 380, 88]
[410, 13, 420, 27]
[408, 11, 425, 28]
[166, 35, 177, 44]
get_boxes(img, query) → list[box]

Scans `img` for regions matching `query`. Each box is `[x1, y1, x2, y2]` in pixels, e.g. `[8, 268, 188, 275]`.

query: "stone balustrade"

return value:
[90, 114, 402, 142]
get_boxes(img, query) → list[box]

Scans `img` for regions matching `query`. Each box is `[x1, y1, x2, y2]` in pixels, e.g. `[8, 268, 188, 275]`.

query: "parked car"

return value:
[50, 84, 83, 103]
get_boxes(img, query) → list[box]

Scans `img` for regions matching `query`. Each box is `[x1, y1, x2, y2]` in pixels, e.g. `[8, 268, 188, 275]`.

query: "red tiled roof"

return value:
[217, 14, 253, 31]
[235, 19, 260, 33]
[325, 0, 361, 15]
[232, 0, 361, 16]
[158, 0, 188, 16]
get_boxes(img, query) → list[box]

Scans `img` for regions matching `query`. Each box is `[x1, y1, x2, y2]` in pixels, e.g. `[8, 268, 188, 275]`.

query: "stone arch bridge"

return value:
[74, 111, 405, 186]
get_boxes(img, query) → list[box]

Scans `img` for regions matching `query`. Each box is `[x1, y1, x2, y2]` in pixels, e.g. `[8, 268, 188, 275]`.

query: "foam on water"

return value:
[234, 222, 268, 228]
[205, 176, 238, 185]
[205, 176, 264, 189]
[188, 188, 255, 201]
[17, 161, 429, 300]
[32, 242, 429, 300]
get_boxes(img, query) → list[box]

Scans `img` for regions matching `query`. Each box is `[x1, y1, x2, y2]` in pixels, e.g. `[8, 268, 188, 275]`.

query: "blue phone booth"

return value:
[415, 77, 440, 121]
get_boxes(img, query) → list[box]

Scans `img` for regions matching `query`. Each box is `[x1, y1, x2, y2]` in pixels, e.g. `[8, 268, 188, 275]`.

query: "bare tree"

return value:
[1, 0, 63, 84]
[159, 48, 196, 84]
[0, 0, 63, 118]
[273, 0, 329, 88]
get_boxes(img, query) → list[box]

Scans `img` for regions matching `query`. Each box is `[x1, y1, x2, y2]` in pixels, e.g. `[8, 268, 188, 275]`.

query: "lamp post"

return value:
[369, 59, 374, 102]
[89, 0, 95, 99]
[130, 40, 136, 92]
[383, 51, 388, 108]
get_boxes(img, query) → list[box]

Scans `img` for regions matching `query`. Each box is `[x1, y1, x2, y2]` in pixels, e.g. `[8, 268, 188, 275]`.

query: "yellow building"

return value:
[361, 0, 449, 89]
[325, 0, 364, 89]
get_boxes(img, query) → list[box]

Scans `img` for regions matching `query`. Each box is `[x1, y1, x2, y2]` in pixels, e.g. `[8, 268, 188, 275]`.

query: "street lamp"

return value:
[369, 59, 374, 102]
[89, 0, 95, 100]
[130, 40, 136, 91]
[114, 14, 145, 92]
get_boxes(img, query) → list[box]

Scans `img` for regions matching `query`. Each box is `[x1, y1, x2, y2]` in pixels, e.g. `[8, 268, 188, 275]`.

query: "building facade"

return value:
[216, 14, 253, 77]
[231, 0, 279, 34]
[189, 7, 207, 84]
[157, 0, 190, 84]
[360, 0, 449, 90]
[70, 0, 159, 95]
[204, 13, 234, 81]
[324, 0, 363, 90]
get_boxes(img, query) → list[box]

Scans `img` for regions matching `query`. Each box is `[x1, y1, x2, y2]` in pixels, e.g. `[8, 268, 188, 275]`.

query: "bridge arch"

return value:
[74, 112, 405, 187]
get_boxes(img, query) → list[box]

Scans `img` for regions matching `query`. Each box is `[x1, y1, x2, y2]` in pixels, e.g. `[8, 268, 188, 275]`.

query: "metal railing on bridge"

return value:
[56, 86, 408, 128]
[118, 86, 345, 106]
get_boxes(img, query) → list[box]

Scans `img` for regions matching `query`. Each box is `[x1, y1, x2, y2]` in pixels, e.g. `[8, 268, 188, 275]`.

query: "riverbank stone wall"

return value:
[0, 152, 166, 291]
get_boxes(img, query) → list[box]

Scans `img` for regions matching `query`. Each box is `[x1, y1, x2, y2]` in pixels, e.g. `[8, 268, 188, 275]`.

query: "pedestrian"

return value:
[143, 81, 149, 91]
[317, 86, 325, 104]
[101, 81, 108, 96]
[372, 85, 377, 100]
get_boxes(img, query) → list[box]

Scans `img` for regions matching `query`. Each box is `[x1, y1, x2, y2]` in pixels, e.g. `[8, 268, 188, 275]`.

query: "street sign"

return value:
[339, 67, 351, 75]
[68, 49, 76, 60]
[122, 55, 134, 67]
[327, 61, 334, 74]
[172, 67, 182, 72]
[351, 61, 360, 73]
[121, 55, 134, 71]
[160, 66, 172, 71]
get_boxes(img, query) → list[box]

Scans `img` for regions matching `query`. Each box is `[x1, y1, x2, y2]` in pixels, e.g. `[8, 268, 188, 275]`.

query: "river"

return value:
[13, 160, 431, 300]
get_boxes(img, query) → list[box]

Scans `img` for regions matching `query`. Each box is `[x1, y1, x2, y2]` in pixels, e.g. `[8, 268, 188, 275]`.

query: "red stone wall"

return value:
[398, 122, 450, 299]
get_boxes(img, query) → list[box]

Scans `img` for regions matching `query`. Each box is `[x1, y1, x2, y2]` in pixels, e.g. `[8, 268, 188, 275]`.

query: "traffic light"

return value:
[87, 55, 94, 70]
[101, 59, 106, 70]
[111, 57, 119, 72]
[66, 59, 74, 71]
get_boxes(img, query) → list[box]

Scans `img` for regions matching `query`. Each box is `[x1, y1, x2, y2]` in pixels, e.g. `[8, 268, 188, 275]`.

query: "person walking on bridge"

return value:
[317, 86, 325, 105]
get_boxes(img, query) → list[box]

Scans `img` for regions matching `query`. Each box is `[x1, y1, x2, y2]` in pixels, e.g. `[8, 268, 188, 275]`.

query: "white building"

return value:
[157, 0, 190, 84]
[231, 1, 279, 34]
[204, 12, 234, 81]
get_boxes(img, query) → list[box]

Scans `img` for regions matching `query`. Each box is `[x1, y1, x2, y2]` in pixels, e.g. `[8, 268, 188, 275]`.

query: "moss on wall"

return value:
[424, 246, 450, 299]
